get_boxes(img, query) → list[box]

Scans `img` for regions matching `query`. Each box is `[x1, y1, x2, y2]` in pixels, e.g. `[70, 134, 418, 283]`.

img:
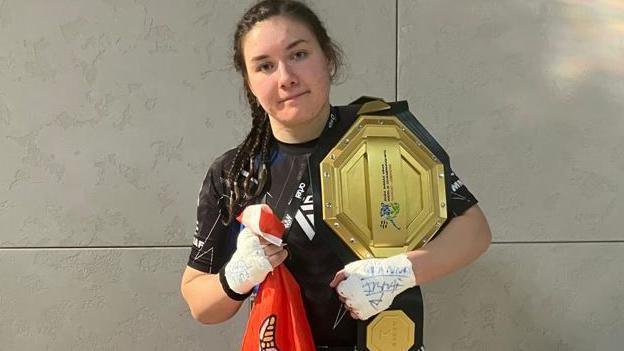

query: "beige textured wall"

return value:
[0, 0, 622, 350]
[398, 1, 624, 350]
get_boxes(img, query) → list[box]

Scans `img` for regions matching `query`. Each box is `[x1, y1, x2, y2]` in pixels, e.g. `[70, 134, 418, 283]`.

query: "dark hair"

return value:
[221, 0, 343, 224]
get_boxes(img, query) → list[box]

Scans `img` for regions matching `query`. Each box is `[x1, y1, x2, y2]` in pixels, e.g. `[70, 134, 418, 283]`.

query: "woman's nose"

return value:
[278, 63, 298, 88]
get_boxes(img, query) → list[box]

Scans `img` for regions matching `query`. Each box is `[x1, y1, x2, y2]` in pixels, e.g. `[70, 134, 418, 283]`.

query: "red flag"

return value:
[238, 205, 316, 351]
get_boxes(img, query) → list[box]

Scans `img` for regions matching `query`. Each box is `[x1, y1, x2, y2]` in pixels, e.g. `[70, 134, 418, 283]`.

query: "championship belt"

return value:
[310, 97, 452, 351]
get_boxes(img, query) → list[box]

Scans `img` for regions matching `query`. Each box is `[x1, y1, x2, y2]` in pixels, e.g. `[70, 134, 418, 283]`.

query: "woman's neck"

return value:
[270, 104, 331, 144]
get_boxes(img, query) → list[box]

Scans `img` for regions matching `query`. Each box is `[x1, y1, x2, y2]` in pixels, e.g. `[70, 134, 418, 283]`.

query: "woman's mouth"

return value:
[280, 91, 309, 103]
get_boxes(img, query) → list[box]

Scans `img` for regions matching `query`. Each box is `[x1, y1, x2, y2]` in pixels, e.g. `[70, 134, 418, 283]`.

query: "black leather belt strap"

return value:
[316, 346, 357, 351]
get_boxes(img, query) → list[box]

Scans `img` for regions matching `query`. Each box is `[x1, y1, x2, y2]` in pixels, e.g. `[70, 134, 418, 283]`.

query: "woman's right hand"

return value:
[259, 236, 289, 268]
[223, 227, 288, 294]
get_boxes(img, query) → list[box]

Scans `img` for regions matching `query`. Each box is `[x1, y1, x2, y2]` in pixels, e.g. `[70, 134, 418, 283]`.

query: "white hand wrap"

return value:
[336, 254, 416, 320]
[223, 227, 273, 294]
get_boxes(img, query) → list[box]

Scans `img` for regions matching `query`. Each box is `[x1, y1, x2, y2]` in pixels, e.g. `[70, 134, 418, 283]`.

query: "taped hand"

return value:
[223, 227, 274, 295]
[330, 254, 417, 320]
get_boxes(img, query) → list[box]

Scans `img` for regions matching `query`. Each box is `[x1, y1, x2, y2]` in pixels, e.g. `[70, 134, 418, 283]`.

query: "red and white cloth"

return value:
[237, 204, 284, 246]
[237, 204, 316, 351]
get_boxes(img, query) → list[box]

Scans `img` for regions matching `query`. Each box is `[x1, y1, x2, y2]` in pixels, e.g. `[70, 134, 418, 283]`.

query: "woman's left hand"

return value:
[329, 254, 417, 320]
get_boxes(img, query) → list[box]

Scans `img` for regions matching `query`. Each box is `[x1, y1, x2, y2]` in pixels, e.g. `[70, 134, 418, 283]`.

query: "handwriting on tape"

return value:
[359, 262, 411, 309]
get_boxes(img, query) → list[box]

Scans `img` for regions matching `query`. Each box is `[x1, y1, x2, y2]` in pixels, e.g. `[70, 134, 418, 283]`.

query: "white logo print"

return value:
[282, 213, 294, 228]
[295, 194, 315, 241]
[295, 182, 306, 199]
[193, 237, 205, 249]
[451, 179, 464, 192]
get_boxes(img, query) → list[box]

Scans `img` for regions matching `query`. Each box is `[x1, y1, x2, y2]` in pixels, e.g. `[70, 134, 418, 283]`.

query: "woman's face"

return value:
[242, 16, 331, 131]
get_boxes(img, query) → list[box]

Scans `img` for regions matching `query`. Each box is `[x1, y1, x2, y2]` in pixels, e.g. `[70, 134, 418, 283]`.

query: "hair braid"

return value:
[221, 127, 255, 224]
[222, 89, 274, 225]
[260, 115, 273, 164]
[243, 94, 270, 198]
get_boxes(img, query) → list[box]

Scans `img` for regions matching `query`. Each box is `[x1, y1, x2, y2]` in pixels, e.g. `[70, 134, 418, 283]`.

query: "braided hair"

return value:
[223, 0, 343, 224]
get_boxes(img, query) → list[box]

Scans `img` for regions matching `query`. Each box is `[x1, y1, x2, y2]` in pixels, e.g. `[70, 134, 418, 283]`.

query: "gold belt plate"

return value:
[319, 108, 447, 259]
[366, 310, 415, 351]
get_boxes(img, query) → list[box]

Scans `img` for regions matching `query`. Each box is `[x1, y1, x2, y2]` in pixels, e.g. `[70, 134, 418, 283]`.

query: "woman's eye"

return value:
[292, 51, 307, 60]
[257, 62, 274, 72]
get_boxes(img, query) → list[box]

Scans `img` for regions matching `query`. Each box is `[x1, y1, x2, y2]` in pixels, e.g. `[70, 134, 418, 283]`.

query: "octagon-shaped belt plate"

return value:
[366, 310, 415, 351]
[319, 114, 447, 259]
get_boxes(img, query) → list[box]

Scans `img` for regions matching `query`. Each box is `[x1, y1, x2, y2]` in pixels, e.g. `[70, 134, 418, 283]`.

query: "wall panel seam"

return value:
[0, 245, 191, 251]
[395, 0, 399, 101]
[492, 240, 624, 244]
[2, 241, 624, 250]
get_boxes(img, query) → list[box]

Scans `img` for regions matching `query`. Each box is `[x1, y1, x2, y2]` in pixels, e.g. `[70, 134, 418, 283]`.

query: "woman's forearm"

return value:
[180, 267, 246, 324]
[406, 205, 491, 285]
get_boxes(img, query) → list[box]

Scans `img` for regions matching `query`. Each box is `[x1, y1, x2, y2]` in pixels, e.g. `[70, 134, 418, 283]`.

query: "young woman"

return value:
[180, 0, 491, 349]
